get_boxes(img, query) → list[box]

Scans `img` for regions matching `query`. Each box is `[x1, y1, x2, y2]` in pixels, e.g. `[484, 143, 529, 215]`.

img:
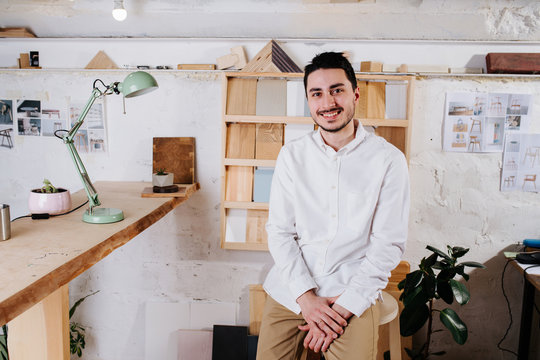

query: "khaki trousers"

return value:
[256, 296, 380, 360]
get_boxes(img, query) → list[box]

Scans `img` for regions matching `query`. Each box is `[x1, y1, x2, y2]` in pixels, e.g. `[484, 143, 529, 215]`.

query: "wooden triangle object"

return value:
[242, 40, 302, 73]
[85, 51, 118, 69]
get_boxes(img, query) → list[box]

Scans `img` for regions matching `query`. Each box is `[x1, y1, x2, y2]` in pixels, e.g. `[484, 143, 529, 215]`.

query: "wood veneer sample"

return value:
[226, 123, 256, 159]
[255, 123, 283, 160]
[225, 166, 253, 201]
[245, 209, 268, 244]
[255, 79, 287, 116]
[226, 78, 257, 115]
[375, 127, 406, 154]
[366, 81, 386, 119]
[153, 137, 195, 184]
[355, 81, 368, 118]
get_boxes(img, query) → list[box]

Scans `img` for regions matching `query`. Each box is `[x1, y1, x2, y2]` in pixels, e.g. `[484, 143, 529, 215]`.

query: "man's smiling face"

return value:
[306, 68, 359, 133]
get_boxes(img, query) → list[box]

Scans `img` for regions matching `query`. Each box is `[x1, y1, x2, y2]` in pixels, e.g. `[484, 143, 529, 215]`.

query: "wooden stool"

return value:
[470, 119, 482, 133]
[379, 291, 401, 360]
[523, 174, 537, 190]
[468, 136, 480, 152]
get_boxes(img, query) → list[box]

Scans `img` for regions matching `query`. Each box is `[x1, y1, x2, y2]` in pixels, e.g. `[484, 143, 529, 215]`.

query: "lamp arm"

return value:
[63, 87, 103, 213]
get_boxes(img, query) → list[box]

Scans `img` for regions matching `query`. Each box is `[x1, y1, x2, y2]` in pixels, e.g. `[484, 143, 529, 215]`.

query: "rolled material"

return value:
[1, 204, 10, 241]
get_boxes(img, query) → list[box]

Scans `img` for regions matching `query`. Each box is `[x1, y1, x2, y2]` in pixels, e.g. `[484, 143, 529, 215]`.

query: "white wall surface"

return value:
[0, 0, 540, 41]
[1, 38, 540, 359]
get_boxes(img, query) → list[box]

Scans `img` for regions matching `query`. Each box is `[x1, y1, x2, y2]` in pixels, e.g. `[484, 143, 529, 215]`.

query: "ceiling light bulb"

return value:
[112, 0, 127, 21]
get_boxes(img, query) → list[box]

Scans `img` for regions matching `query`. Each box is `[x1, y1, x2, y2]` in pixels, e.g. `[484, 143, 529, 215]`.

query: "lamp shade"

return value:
[118, 71, 158, 98]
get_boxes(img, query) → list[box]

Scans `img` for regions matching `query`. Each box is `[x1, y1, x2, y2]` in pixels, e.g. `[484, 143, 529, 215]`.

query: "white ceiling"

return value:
[0, 0, 539, 40]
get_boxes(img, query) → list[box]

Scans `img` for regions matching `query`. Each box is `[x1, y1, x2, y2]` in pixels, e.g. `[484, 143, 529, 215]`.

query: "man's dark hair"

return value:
[304, 52, 357, 93]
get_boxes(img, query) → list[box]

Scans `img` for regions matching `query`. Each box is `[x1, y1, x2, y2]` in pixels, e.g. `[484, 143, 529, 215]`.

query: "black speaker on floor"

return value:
[212, 325, 248, 360]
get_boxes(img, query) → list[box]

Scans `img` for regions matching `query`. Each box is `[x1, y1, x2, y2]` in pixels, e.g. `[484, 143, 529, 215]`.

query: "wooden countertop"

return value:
[0, 181, 199, 325]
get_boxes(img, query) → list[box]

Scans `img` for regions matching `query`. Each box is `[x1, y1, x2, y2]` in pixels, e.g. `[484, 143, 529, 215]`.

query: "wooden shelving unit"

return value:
[220, 71, 415, 251]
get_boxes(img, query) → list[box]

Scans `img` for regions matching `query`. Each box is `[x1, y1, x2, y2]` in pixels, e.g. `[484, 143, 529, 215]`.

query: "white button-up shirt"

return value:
[263, 121, 410, 317]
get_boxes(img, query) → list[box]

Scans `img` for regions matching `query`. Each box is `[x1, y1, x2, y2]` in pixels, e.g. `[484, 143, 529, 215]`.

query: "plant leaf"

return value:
[437, 280, 454, 304]
[402, 270, 424, 294]
[400, 303, 430, 336]
[440, 308, 468, 345]
[398, 278, 406, 290]
[421, 252, 438, 269]
[449, 279, 470, 305]
[403, 286, 429, 308]
[460, 261, 486, 269]
[451, 246, 469, 258]
[427, 245, 452, 261]
[437, 268, 456, 282]
[70, 290, 99, 319]
[423, 273, 437, 299]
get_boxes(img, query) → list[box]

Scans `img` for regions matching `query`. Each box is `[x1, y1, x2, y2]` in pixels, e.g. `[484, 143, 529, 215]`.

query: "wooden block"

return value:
[19, 53, 30, 68]
[249, 284, 268, 335]
[226, 124, 256, 159]
[153, 137, 195, 184]
[366, 81, 386, 119]
[0, 27, 36, 38]
[225, 166, 253, 201]
[8, 284, 69, 360]
[449, 67, 483, 74]
[217, 53, 238, 70]
[486, 53, 540, 74]
[375, 127, 406, 154]
[361, 61, 383, 72]
[255, 79, 287, 116]
[355, 81, 368, 118]
[255, 123, 283, 160]
[85, 50, 118, 69]
[246, 209, 268, 244]
[242, 40, 301, 73]
[177, 64, 216, 70]
[226, 78, 257, 115]
[231, 46, 247, 69]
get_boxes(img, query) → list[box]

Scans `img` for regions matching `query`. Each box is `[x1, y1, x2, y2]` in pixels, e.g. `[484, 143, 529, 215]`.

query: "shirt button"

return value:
[331, 214, 336, 218]
[331, 185, 336, 189]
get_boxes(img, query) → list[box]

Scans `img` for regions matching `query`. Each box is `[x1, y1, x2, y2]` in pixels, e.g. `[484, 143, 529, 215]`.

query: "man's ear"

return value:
[354, 87, 360, 103]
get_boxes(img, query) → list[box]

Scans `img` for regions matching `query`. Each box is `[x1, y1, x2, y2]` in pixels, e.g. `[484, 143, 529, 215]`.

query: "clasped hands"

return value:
[296, 290, 352, 353]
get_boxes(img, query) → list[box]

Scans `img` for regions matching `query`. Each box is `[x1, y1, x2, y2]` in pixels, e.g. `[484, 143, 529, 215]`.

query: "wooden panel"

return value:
[226, 78, 258, 115]
[361, 61, 383, 72]
[226, 124, 256, 159]
[366, 82, 386, 119]
[225, 166, 253, 202]
[153, 137, 195, 184]
[245, 209, 268, 244]
[140, 183, 200, 198]
[85, 50, 118, 69]
[375, 127, 406, 155]
[355, 81, 368, 119]
[249, 284, 267, 335]
[255, 123, 283, 160]
[8, 285, 69, 360]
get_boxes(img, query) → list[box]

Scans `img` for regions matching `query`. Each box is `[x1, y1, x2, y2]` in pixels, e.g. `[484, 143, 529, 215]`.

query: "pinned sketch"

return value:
[0, 100, 13, 125]
[501, 133, 540, 192]
[69, 100, 107, 153]
[443, 92, 532, 153]
[41, 102, 67, 137]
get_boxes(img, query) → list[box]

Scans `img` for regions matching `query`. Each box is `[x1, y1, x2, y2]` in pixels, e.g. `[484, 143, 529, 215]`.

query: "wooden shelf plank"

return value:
[224, 159, 276, 167]
[361, 119, 409, 127]
[224, 71, 415, 82]
[225, 115, 313, 124]
[222, 241, 269, 251]
[224, 201, 269, 210]
[141, 183, 200, 198]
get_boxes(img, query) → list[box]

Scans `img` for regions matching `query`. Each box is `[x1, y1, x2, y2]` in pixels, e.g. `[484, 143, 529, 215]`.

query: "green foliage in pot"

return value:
[41, 178, 58, 193]
[398, 245, 486, 359]
[155, 168, 167, 175]
[0, 325, 8, 360]
[70, 290, 99, 357]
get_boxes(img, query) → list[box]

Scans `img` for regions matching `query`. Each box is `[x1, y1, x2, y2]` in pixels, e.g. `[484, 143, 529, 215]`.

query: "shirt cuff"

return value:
[335, 289, 382, 317]
[288, 274, 318, 302]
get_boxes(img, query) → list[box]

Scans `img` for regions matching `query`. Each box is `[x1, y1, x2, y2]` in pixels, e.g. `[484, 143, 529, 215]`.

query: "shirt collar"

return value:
[312, 119, 368, 155]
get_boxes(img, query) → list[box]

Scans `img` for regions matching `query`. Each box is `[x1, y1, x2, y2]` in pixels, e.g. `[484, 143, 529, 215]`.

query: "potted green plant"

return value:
[398, 245, 486, 359]
[28, 179, 71, 215]
[152, 168, 174, 187]
[70, 290, 99, 357]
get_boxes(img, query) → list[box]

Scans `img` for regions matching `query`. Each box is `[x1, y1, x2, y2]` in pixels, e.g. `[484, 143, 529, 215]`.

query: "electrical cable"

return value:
[10, 200, 89, 222]
[497, 259, 519, 357]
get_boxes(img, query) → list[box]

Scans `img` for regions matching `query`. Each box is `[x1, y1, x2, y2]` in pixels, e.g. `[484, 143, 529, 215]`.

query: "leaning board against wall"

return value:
[220, 72, 415, 251]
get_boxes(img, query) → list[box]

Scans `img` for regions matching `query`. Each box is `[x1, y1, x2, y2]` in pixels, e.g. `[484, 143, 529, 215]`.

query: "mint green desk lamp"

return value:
[62, 71, 158, 224]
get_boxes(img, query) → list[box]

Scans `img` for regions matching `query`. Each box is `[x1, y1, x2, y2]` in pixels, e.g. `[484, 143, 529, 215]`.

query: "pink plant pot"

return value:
[28, 188, 72, 215]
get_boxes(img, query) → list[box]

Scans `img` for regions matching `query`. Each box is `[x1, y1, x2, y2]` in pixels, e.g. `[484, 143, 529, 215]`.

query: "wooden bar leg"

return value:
[8, 284, 69, 360]
[388, 317, 402, 360]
